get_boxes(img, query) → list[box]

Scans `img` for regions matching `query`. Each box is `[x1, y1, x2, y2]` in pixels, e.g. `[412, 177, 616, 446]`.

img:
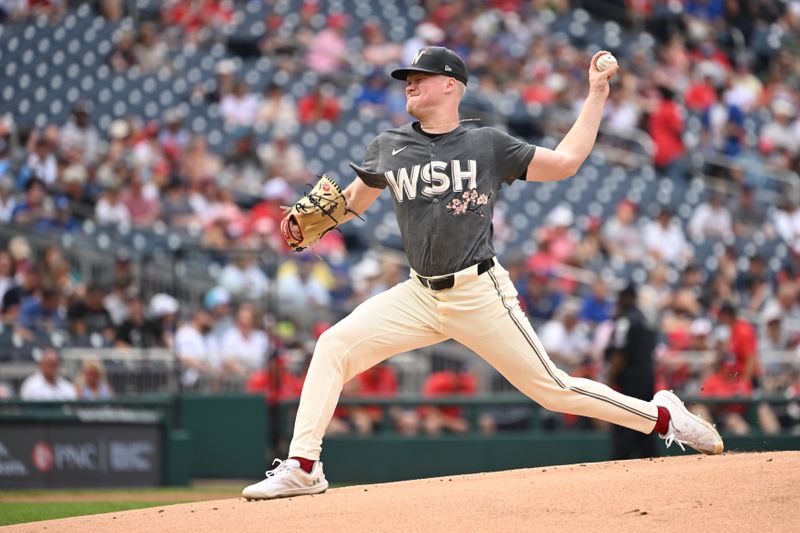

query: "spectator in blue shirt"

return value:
[10, 177, 47, 226]
[17, 286, 66, 337]
[355, 72, 390, 118]
[0, 137, 12, 181]
[684, 0, 725, 22]
[518, 271, 564, 325]
[35, 196, 78, 233]
[580, 279, 614, 325]
[701, 85, 745, 159]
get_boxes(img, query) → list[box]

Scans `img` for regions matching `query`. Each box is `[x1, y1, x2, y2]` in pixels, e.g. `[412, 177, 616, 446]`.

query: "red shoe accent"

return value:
[653, 405, 671, 435]
[290, 456, 315, 474]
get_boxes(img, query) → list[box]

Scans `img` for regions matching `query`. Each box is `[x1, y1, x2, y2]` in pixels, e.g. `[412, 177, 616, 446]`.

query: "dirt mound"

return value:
[6, 452, 798, 533]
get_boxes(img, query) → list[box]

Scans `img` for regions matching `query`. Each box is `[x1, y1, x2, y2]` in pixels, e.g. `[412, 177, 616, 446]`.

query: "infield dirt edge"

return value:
[3, 451, 798, 533]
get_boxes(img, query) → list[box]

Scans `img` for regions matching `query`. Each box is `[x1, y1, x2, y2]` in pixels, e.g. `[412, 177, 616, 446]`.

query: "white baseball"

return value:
[596, 53, 617, 72]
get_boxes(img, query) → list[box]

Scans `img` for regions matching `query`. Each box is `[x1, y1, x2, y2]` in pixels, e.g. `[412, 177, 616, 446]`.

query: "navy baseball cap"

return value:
[391, 47, 469, 85]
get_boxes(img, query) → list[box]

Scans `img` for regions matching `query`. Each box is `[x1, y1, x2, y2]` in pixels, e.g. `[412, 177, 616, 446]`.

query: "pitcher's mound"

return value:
[9, 451, 799, 533]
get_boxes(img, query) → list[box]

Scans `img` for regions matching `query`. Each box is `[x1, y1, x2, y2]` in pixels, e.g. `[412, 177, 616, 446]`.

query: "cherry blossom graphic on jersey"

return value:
[446, 189, 491, 217]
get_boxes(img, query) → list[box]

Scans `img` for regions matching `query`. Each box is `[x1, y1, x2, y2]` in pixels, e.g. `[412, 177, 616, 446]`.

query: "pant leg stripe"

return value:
[486, 270, 657, 423]
[570, 385, 657, 421]
[486, 270, 566, 388]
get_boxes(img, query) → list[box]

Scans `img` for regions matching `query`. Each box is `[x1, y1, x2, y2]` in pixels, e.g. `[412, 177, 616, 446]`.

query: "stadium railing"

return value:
[274, 393, 800, 440]
[693, 151, 800, 195]
[3, 343, 797, 400]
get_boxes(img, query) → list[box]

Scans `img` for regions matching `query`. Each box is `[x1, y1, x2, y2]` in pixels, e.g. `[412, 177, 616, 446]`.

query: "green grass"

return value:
[0, 485, 242, 499]
[0, 484, 245, 525]
[0, 501, 179, 526]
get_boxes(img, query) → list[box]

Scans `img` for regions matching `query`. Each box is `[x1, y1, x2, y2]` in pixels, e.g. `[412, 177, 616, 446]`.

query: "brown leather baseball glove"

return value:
[280, 175, 352, 252]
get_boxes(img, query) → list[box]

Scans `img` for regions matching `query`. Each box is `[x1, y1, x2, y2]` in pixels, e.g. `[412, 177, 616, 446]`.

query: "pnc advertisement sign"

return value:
[0, 424, 162, 489]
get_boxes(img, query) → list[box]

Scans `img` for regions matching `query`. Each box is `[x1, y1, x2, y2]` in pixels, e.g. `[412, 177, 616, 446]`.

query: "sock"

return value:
[290, 456, 315, 473]
[653, 406, 671, 435]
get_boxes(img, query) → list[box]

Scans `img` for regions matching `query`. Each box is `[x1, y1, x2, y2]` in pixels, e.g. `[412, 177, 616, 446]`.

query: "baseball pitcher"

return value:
[243, 47, 723, 500]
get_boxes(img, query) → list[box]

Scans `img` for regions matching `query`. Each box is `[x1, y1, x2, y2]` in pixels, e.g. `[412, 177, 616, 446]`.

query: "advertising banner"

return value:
[0, 424, 162, 489]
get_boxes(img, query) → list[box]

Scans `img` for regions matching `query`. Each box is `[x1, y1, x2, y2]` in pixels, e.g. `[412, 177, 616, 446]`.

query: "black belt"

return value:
[416, 258, 495, 291]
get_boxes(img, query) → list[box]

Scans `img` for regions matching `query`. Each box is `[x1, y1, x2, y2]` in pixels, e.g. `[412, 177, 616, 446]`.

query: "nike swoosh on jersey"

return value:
[391, 146, 407, 156]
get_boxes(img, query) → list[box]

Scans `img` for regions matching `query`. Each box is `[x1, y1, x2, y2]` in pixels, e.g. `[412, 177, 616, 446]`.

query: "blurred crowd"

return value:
[1, 1, 800, 435]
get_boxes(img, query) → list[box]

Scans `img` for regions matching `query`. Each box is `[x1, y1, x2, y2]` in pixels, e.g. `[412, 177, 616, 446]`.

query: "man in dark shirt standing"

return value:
[606, 284, 657, 459]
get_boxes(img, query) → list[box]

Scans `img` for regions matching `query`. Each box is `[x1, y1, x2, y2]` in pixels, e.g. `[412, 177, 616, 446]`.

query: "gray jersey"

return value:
[355, 123, 536, 277]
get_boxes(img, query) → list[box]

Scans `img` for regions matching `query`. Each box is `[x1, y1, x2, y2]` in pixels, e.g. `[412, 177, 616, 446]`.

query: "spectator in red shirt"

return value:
[525, 205, 580, 295]
[693, 319, 781, 436]
[326, 362, 407, 436]
[349, 363, 418, 435]
[419, 367, 477, 435]
[298, 84, 341, 124]
[697, 350, 779, 436]
[717, 302, 758, 385]
[357, 363, 398, 398]
[522, 70, 557, 105]
[165, 0, 233, 40]
[245, 354, 303, 405]
[683, 73, 717, 112]
[698, 351, 753, 434]
[657, 317, 709, 392]
[648, 84, 688, 180]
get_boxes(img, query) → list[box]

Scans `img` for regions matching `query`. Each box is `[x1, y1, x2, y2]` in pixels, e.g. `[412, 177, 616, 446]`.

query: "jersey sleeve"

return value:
[354, 136, 387, 189]
[490, 128, 537, 185]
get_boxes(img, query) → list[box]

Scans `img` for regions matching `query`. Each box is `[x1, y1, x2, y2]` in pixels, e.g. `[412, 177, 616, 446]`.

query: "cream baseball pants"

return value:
[288, 259, 658, 460]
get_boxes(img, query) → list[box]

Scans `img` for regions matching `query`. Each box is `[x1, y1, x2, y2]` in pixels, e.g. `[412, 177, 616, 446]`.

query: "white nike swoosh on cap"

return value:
[392, 146, 407, 156]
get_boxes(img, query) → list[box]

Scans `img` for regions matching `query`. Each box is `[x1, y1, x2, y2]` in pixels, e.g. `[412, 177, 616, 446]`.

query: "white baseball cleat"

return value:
[653, 390, 724, 455]
[242, 459, 329, 500]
